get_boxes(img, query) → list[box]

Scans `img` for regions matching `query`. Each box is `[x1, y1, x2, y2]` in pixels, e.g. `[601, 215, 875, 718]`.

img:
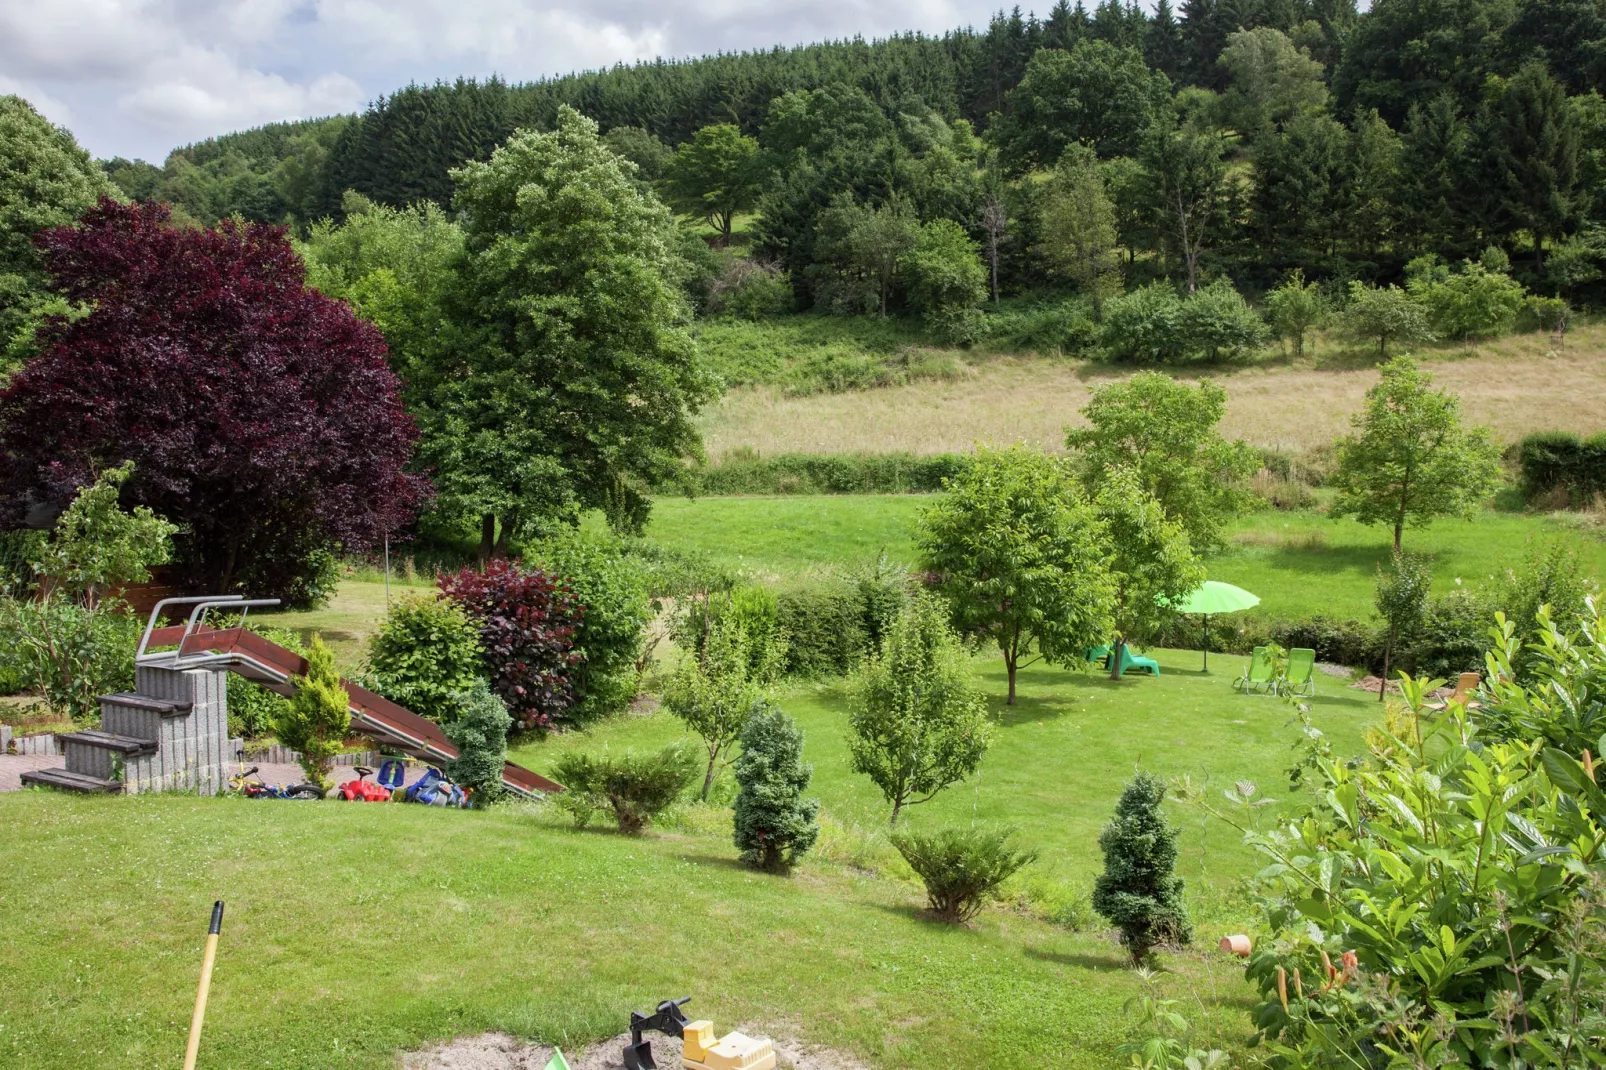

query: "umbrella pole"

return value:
[1203, 615, 1209, 672]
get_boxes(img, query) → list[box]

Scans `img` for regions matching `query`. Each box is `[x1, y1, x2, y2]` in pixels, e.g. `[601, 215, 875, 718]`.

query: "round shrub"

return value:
[891, 825, 1037, 923]
[533, 532, 652, 725]
[439, 559, 583, 731]
[367, 595, 485, 725]
[548, 743, 699, 834]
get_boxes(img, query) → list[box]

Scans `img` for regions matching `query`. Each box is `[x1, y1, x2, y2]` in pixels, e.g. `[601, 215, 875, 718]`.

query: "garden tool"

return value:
[182, 901, 224, 1070]
[623, 997, 692, 1070]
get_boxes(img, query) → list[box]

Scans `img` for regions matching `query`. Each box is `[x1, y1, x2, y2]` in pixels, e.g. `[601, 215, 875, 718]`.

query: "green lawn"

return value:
[645, 495, 1606, 620]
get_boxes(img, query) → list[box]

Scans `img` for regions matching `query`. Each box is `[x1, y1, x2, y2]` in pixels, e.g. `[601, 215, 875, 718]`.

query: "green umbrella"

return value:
[1175, 581, 1260, 670]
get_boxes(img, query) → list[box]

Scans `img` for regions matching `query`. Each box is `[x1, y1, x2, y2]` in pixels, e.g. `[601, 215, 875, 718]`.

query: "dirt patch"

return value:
[403, 1029, 871, 1070]
[1350, 675, 1400, 695]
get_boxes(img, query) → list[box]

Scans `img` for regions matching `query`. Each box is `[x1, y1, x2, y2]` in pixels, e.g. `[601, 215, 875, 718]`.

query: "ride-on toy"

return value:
[229, 763, 324, 800]
[404, 766, 468, 807]
[622, 997, 775, 1070]
[336, 766, 394, 802]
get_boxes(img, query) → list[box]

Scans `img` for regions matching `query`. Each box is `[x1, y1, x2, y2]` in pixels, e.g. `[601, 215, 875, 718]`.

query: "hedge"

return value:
[1517, 431, 1606, 502]
[674, 451, 971, 496]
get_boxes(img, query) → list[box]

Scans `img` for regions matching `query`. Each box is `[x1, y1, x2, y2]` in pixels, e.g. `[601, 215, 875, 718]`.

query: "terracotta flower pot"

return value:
[1219, 934, 1252, 957]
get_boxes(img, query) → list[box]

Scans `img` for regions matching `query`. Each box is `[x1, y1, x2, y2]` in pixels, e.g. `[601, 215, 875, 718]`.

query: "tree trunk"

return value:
[990, 249, 999, 302]
[1393, 516, 1404, 553]
[1109, 639, 1126, 681]
[701, 750, 718, 801]
[1006, 656, 1017, 705]
[889, 794, 905, 825]
[478, 513, 496, 564]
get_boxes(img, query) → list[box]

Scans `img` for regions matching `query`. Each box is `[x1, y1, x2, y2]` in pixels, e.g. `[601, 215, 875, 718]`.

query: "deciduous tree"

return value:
[918, 445, 1114, 704]
[661, 123, 763, 245]
[0, 199, 424, 605]
[1093, 467, 1203, 679]
[1330, 356, 1504, 551]
[1040, 144, 1123, 320]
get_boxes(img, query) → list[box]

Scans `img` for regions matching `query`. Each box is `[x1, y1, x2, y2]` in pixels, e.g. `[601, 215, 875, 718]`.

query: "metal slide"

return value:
[135, 597, 563, 798]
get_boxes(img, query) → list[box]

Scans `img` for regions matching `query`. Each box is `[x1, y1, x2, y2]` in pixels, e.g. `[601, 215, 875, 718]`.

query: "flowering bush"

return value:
[439, 559, 583, 730]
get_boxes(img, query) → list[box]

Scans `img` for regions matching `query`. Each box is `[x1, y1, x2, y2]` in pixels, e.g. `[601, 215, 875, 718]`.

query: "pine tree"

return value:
[1092, 772, 1191, 964]
[1491, 62, 1581, 270]
[732, 705, 820, 872]
[1145, 0, 1186, 80]
[444, 680, 513, 806]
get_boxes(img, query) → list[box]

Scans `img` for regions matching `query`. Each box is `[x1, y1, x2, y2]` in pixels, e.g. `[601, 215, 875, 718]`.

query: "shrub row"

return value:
[1153, 594, 1491, 678]
[676, 451, 971, 496]
[1517, 431, 1606, 503]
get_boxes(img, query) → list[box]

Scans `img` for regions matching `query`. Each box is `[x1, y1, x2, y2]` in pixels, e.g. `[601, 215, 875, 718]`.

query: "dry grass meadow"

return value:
[700, 321, 1603, 459]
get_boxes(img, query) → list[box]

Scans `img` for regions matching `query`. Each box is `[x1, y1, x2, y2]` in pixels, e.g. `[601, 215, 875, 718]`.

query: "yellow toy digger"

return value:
[622, 997, 776, 1070]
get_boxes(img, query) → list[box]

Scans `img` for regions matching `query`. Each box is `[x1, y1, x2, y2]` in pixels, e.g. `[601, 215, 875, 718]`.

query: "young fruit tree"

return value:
[731, 705, 820, 872]
[1329, 356, 1503, 552]
[847, 593, 994, 823]
[1093, 771, 1191, 964]
[0, 199, 425, 605]
[1094, 467, 1204, 680]
[29, 461, 176, 610]
[1374, 549, 1432, 701]
[1066, 371, 1257, 552]
[918, 444, 1114, 704]
[275, 635, 351, 789]
[663, 613, 785, 801]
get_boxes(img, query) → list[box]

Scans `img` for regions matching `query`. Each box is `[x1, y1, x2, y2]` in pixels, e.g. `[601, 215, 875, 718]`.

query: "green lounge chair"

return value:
[1234, 646, 1275, 694]
[1284, 647, 1316, 697]
[1110, 644, 1160, 677]
[1085, 644, 1111, 666]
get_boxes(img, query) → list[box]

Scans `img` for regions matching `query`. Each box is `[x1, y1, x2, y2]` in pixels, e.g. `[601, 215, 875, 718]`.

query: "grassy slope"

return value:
[644, 495, 1606, 619]
[1, 787, 1245, 1070]
[697, 321, 1606, 461]
[510, 647, 1375, 888]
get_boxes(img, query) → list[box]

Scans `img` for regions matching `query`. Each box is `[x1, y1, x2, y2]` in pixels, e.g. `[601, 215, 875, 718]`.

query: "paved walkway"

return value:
[1, 755, 442, 793]
[0, 755, 66, 792]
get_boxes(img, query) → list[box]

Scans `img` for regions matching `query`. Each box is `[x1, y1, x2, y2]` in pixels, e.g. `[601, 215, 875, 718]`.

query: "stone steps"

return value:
[19, 768, 122, 794]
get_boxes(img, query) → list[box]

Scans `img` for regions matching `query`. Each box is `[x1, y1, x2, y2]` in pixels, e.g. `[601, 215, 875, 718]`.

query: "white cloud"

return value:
[0, 0, 1010, 160]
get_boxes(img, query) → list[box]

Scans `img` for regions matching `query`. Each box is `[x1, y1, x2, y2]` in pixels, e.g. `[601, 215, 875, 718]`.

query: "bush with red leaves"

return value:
[0, 198, 426, 605]
[439, 559, 585, 731]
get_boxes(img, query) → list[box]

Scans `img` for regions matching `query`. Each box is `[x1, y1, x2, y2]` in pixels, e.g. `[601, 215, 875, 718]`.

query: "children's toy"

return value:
[376, 758, 407, 791]
[543, 1051, 570, 1070]
[404, 766, 468, 807]
[336, 766, 394, 802]
[229, 764, 325, 800]
[621, 998, 776, 1070]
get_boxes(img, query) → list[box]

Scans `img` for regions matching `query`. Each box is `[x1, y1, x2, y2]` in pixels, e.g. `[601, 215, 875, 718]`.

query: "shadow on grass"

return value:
[1023, 944, 1131, 972]
[673, 852, 754, 873]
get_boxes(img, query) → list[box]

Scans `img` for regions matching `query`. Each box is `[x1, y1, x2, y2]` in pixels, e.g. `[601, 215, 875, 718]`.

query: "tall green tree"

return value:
[1330, 356, 1504, 551]
[1040, 144, 1123, 320]
[660, 124, 763, 245]
[993, 41, 1172, 172]
[900, 218, 988, 318]
[1065, 371, 1257, 552]
[0, 97, 116, 358]
[1140, 118, 1230, 292]
[1216, 27, 1328, 138]
[1093, 467, 1203, 680]
[1491, 62, 1581, 270]
[918, 445, 1114, 704]
[1374, 549, 1432, 700]
[1397, 93, 1479, 260]
[847, 593, 994, 823]
[419, 106, 717, 551]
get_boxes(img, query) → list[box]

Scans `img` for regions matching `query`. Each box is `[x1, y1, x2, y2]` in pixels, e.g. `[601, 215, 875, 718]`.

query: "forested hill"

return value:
[93, 0, 1606, 294]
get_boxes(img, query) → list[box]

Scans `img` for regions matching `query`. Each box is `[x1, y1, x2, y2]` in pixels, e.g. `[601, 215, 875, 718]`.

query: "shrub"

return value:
[1406, 588, 1492, 679]
[1407, 255, 1527, 341]
[29, 461, 176, 609]
[1202, 684, 1606, 1067]
[732, 705, 820, 872]
[1093, 771, 1191, 964]
[1336, 281, 1434, 359]
[1518, 430, 1606, 503]
[0, 595, 140, 723]
[891, 826, 1037, 923]
[983, 299, 1098, 355]
[1497, 538, 1599, 635]
[848, 593, 994, 822]
[1100, 283, 1186, 363]
[706, 258, 791, 320]
[443, 680, 512, 807]
[273, 634, 350, 788]
[366, 596, 484, 724]
[1176, 279, 1269, 361]
[775, 582, 868, 677]
[1266, 268, 1326, 357]
[226, 625, 306, 738]
[1373, 549, 1432, 699]
[547, 743, 699, 834]
[1519, 294, 1569, 333]
[676, 451, 971, 496]
[901, 219, 987, 317]
[533, 532, 652, 724]
[439, 559, 584, 731]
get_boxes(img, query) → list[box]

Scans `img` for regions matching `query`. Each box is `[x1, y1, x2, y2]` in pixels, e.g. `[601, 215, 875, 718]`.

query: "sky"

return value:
[2, 0, 1026, 162]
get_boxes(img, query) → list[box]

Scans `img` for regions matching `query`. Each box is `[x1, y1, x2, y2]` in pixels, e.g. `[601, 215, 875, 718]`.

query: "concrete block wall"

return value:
[100, 665, 231, 795]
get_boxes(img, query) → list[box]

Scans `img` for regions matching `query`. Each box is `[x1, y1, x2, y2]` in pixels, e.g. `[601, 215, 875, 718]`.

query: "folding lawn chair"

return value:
[1283, 648, 1316, 698]
[1110, 645, 1160, 677]
[1234, 646, 1276, 694]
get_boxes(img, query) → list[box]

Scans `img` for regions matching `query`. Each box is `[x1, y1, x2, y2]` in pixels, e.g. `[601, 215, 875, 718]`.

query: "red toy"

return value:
[336, 766, 395, 802]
